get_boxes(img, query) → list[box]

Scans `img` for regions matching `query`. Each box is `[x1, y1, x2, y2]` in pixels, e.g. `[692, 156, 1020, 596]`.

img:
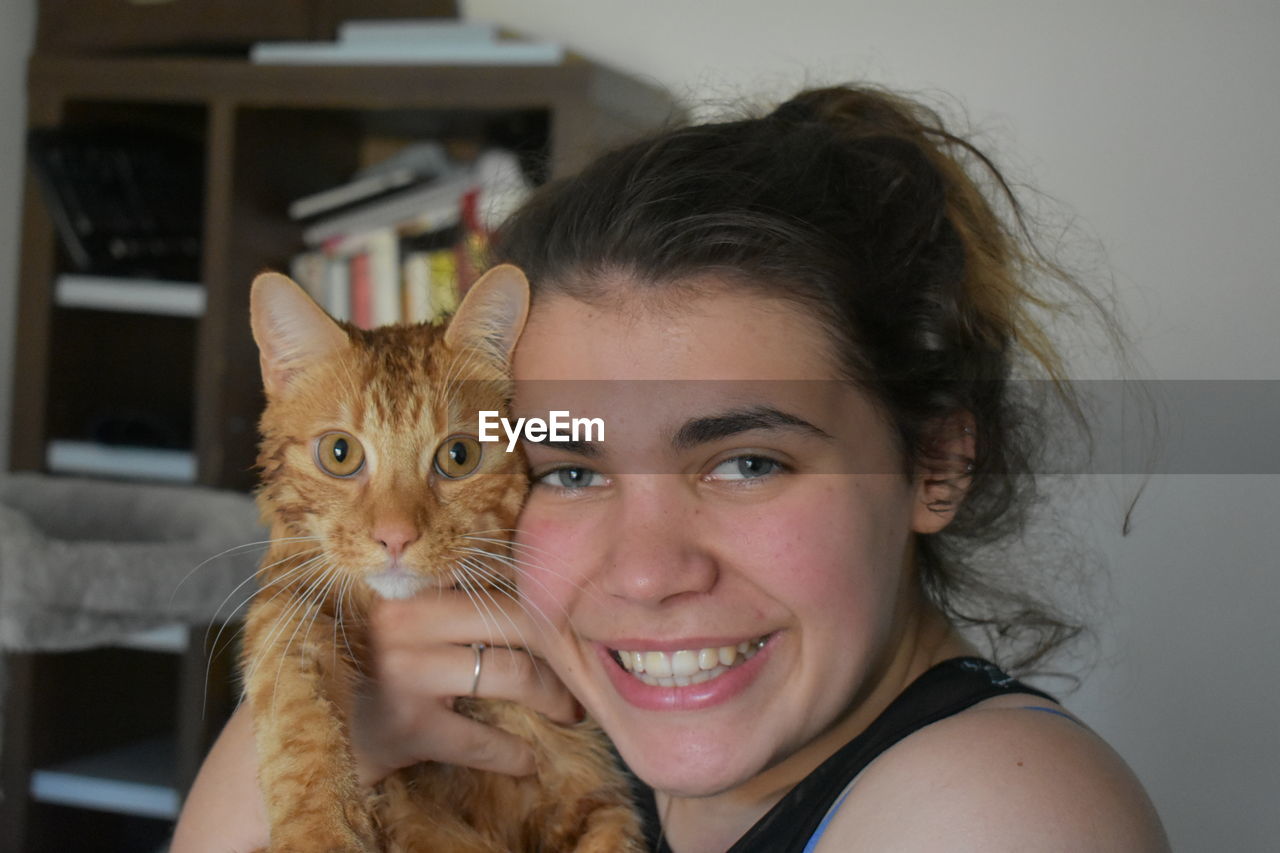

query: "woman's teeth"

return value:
[613, 638, 767, 687]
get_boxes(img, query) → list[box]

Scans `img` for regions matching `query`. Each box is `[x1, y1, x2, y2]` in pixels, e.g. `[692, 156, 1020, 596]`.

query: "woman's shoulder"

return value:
[814, 694, 1171, 852]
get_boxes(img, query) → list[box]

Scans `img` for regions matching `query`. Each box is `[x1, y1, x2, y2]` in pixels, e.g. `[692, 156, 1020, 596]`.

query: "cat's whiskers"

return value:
[333, 574, 362, 676]
[247, 565, 325, 687]
[455, 562, 556, 686]
[454, 540, 603, 649]
[460, 532, 600, 595]
[170, 535, 319, 604]
[455, 563, 554, 692]
[452, 566, 511, 653]
[202, 547, 326, 705]
[219, 545, 325, 619]
[205, 548, 326, 664]
[456, 540, 606, 612]
[266, 562, 346, 714]
[452, 546, 566, 627]
[246, 554, 335, 684]
[452, 562, 556, 694]
[265, 571, 334, 714]
[455, 556, 540, 644]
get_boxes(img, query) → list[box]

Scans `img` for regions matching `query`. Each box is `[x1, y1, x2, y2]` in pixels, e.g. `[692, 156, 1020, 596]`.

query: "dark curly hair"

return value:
[491, 85, 1121, 673]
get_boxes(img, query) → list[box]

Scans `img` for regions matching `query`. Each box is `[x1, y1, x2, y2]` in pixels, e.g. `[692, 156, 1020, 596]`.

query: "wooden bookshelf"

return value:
[4, 50, 678, 851]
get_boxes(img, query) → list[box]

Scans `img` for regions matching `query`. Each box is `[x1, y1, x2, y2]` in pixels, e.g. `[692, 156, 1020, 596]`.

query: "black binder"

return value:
[27, 127, 204, 279]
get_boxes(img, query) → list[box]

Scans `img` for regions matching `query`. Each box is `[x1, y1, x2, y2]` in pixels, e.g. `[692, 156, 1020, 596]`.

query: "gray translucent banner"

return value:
[445, 380, 1280, 475]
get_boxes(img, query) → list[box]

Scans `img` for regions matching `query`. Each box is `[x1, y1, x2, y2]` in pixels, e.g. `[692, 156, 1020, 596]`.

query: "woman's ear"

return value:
[912, 412, 977, 534]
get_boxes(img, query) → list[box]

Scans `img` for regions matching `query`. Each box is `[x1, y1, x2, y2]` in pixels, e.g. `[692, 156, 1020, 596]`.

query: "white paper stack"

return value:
[251, 20, 565, 65]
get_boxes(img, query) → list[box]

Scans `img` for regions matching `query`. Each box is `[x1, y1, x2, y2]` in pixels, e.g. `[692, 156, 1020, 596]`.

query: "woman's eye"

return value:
[707, 455, 780, 481]
[537, 466, 605, 489]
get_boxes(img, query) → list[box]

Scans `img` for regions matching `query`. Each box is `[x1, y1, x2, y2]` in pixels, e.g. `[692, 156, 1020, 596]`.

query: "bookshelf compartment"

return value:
[35, 101, 207, 284]
[30, 736, 180, 820]
[21, 802, 174, 853]
[44, 308, 198, 480]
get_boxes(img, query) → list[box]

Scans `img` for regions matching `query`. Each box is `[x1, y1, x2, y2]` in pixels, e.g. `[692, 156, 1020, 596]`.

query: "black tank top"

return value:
[633, 656, 1056, 852]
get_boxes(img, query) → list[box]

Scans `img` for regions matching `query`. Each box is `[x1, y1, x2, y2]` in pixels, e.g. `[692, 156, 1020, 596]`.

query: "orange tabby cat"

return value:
[244, 265, 645, 852]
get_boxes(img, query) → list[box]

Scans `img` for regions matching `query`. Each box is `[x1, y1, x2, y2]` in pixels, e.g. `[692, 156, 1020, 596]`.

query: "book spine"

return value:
[289, 250, 329, 306]
[403, 252, 434, 324]
[367, 229, 401, 327]
[324, 255, 352, 323]
[350, 252, 373, 329]
[428, 250, 459, 318]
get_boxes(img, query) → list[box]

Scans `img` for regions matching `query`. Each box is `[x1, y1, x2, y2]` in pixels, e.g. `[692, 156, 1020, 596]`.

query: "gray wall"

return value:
[0, 0, 35, 472]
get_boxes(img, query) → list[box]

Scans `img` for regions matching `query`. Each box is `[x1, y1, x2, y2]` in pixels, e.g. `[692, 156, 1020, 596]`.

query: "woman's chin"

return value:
[611, 730, 761, 799]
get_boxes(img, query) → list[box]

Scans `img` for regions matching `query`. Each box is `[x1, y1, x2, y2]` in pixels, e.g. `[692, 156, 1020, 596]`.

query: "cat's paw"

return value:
[265, 827, 379, 853]
[570, 804, 649, 853]
[267, 844, 378, 853]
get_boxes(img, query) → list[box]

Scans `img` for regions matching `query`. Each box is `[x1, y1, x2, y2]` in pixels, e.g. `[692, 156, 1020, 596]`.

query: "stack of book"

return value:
[287, 145, 530, 328]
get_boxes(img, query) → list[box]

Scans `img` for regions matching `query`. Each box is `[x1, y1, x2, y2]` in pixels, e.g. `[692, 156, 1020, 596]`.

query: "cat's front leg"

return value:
[244, 588, 377, 853]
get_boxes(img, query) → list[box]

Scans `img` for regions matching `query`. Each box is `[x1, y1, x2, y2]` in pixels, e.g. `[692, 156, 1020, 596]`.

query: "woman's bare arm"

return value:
[171, 705, 269, 853]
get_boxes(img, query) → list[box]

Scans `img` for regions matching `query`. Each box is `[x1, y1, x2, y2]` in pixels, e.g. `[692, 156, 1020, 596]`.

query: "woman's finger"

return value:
[459, 644, 581, 724]
[379, 643, 579, 725]
[370, 591, 550, 652]
[400, 711, 537, 777]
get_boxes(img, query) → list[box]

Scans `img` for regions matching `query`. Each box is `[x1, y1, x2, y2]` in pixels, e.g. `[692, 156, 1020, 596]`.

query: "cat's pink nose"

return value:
[374, 522, 419, 560]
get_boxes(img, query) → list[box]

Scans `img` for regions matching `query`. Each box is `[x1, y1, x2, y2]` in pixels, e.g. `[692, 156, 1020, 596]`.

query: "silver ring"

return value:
[469, 643, 485, 697]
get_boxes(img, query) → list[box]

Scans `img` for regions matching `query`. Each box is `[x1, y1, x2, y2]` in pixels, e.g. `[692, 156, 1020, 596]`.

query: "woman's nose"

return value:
[596, 476, 718, 605]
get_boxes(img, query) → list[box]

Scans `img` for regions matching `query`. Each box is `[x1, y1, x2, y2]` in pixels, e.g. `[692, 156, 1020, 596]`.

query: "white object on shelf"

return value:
[55, 274, 205, 317]
[337, 20, 500, 45]
[288, 166, 422, 220]
[46, 440, 198, 484]
[301, 173, 471, 247]
[250, 39, 564, 66]
[30, 736, 180, 820]
[119, 624, 189, 654]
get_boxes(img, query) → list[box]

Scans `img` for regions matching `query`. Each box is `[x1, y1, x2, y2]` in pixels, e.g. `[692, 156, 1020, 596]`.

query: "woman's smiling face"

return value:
[511, 282, 939, 798]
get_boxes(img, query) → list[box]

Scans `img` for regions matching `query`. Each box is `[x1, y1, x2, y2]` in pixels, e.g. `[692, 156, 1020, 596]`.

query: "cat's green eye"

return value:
[315, 431, 365, 478]
[434, 435, 482, 479]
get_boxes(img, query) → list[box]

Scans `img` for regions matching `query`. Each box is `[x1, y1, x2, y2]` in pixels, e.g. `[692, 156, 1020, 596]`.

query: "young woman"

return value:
[174, 86, 1168, 851]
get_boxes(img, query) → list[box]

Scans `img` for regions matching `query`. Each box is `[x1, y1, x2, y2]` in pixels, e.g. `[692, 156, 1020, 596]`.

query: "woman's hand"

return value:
[353, 589, 581, 784]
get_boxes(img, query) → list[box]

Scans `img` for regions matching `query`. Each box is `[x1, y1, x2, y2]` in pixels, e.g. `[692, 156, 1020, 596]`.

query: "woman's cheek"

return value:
[714, 482, 863, 592]
[515, 503, 594, 623]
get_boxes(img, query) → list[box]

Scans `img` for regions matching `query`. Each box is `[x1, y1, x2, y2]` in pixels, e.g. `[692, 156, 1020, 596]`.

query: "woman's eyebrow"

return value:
[534, 438, 601, 458]
[670, 406, 833, 450]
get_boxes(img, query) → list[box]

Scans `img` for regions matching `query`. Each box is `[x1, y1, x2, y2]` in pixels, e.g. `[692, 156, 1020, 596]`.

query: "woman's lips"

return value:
[595, 634, 776, 711]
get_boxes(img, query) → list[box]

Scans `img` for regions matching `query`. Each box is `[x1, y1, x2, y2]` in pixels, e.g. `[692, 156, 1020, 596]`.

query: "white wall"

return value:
[466, 1, 1279, 850]
[0, 0, 36, 472]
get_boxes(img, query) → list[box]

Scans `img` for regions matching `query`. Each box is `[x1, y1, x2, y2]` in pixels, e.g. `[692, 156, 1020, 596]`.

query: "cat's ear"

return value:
[250, 272, 350, 397]
[444, 264, 530, 363]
